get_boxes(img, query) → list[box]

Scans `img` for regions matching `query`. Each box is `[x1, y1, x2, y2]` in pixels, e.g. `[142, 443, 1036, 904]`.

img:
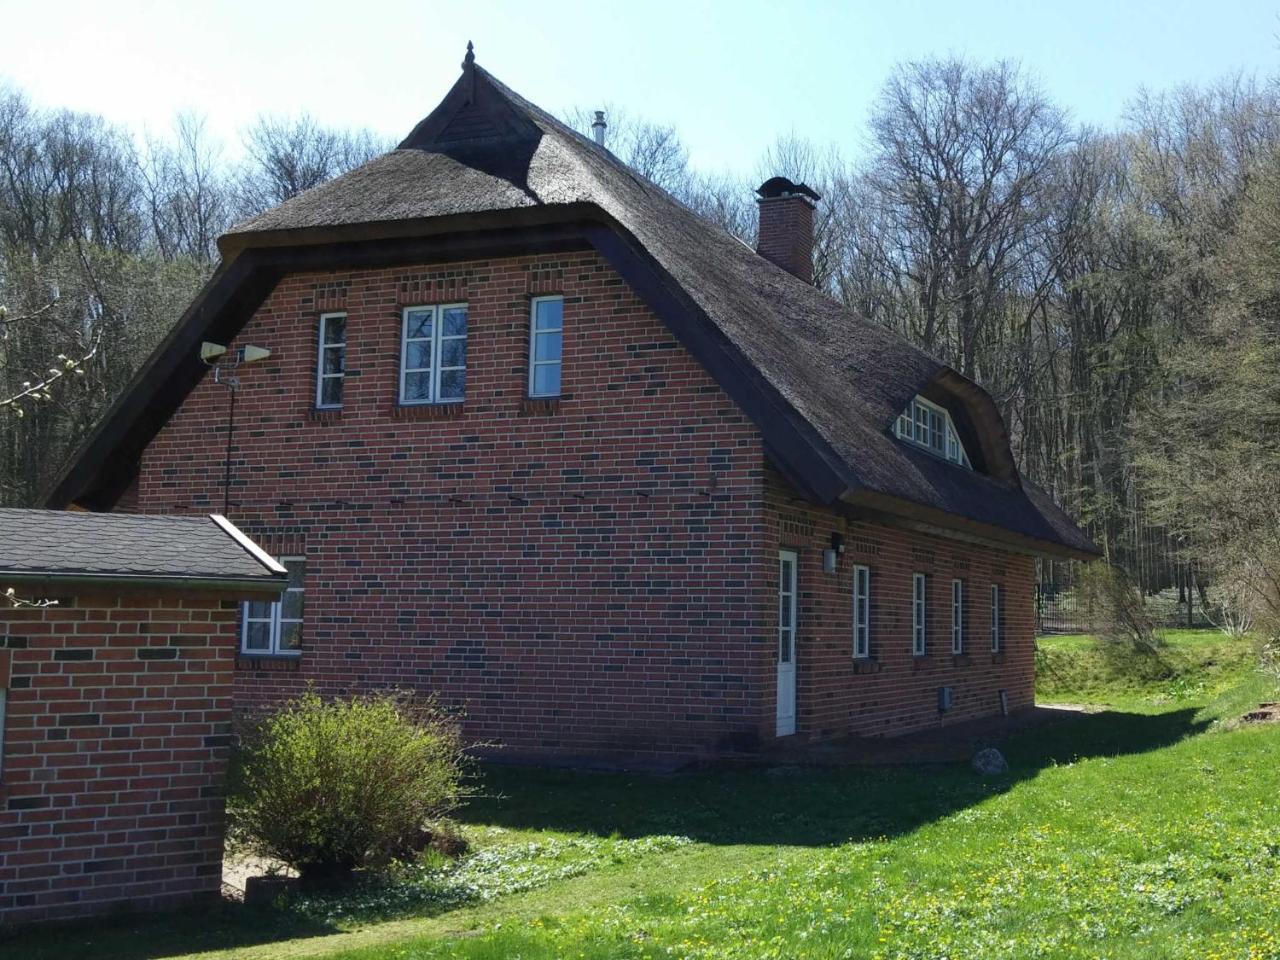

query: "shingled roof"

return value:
[0, 509, 286, 592]
[45, 49, 1096, 559]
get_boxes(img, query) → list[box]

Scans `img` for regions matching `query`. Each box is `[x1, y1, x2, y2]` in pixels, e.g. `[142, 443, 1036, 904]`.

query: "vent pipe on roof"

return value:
[755, 176, 821, 285]
[591, 110, 607, 146]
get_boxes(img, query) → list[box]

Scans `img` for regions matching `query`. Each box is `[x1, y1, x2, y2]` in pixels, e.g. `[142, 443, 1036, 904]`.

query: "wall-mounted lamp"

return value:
[823, 532, 845, 574]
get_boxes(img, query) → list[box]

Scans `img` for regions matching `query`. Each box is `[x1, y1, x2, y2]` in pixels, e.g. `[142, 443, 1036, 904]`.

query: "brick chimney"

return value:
[755, 176, 821, 284]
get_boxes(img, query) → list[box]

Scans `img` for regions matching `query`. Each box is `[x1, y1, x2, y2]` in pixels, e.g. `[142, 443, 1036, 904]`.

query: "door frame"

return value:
[776, 548, 799, 737]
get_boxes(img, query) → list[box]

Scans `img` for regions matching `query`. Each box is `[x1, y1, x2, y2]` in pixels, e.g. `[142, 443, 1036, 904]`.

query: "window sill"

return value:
[851, 658, 881, 675]
[309, 407, 343, 423]
[990, 651, 1006, 664]
[391, 402, 464, 421]
[912, 654, 932, 671]
[520, 396, 562, 415]
[236, 654, 303, 672]
[951, 654, 973, 667]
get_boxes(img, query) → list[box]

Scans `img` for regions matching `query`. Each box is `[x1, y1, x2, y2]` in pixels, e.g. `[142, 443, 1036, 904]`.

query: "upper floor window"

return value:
[852, 565, 871, 659]
[316, 312, 346, 409]
[894, 395, 971, 468]
[242, 557, 305, 656]
[400, 303, 468, 405]
[529, 296, 563, 398]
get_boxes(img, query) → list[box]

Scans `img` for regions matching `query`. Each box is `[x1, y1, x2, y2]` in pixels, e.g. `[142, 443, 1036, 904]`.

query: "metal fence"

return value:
[1035, 583, 1215, 636]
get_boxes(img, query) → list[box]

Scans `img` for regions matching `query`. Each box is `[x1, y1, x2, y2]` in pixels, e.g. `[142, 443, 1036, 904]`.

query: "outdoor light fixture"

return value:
[823, 531, 845, 574]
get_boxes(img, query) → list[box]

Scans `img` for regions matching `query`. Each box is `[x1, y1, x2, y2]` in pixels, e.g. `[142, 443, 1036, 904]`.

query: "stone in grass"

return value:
[971, 747, 1009, 776]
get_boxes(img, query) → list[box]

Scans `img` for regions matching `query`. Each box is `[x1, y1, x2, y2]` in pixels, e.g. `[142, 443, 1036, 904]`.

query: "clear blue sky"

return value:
[1, 0, 1277, 174]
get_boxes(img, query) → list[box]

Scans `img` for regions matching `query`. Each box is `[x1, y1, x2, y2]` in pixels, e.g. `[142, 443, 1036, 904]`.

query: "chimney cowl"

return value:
[591, 110, 607, 146]
[755, 176, 821, 204]
[755, 177, 821, 284]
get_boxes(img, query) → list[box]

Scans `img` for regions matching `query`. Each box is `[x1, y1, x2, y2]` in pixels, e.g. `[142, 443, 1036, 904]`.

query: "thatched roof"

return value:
[47, 53, 1095, 559]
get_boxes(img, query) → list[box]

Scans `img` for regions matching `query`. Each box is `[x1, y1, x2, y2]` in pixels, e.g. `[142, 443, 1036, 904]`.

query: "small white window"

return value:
[990, 583, 1002, 652]
[242, 557, 305, 656]
[912, 573, 927, 656]
[400, 303, 468, 404]
[316, 312, 346, 409]
[852, 565, 871, 659]
[951, 578, 964, 654]
[529, 296, 563, 398]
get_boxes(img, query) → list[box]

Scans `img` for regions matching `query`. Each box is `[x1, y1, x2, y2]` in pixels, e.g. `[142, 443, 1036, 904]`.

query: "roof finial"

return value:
[463, 40, 475, 68]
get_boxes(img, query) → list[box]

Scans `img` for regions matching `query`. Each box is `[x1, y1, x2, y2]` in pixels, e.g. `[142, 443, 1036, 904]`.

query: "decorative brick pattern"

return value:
[0, 588, 239, 925]
[127, 249, 1036, 759]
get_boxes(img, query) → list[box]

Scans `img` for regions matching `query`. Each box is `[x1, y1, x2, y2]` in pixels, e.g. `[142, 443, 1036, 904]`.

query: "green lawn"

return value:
[6, 630, 1279, 960]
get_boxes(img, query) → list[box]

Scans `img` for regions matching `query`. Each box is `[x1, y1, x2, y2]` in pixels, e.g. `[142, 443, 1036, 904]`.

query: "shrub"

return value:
[230, 690, 467, 886]
[1078, 561, 1159, 651]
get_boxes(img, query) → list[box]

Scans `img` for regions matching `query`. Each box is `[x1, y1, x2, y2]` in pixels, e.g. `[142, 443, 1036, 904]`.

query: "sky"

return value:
[1, 0, 1278, 175]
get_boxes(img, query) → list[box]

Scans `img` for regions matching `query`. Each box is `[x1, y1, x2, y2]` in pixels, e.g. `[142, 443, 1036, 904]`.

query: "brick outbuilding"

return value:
[45, 49, 1096, 761]
[0, 509, 284, 926]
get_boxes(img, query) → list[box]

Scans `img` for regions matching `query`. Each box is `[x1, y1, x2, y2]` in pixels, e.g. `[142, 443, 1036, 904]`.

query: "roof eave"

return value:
[842, 488, 1101, 561]
[0, 570, 286, 594]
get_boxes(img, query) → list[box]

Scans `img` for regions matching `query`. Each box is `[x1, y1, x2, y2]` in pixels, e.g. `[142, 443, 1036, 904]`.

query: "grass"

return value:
[5, 629, 1279, 960]
[1036, 627, 1261, 709]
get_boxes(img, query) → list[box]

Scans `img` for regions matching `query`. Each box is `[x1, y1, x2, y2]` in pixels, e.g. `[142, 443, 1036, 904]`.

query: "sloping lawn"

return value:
[6, 630, 1278, 960]
[1036, 627, 1261, 708]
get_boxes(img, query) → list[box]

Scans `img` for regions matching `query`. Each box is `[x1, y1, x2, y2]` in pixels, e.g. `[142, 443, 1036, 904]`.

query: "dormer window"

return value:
[894, 395, 971, 468]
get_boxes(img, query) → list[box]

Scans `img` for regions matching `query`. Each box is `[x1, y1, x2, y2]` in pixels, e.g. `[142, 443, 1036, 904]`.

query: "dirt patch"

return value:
[1240, 702, 1280, 724]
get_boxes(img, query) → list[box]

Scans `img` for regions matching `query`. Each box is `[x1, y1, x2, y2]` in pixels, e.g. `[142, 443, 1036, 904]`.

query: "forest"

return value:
[2, 58, 1278, 635]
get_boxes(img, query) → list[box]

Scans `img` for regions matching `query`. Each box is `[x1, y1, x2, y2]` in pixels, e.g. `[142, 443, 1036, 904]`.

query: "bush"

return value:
[230, 690, 467, 886]
[1078, 561, 1159, 651]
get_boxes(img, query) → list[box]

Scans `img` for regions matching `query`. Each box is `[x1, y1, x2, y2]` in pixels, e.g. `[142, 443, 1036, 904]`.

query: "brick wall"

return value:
[134, 251, 770, 758]
[765, 470, 1036, 741]
[0, 588, 238, 926]
[128, 247, 1037, 759]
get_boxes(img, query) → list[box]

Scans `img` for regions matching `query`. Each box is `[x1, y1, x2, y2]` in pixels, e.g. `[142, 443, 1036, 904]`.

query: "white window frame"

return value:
[951, 578, 965, 654]
[912, 573, 927, 656]
[528, 295, 564, 398]
[399, 303, 468, 405]
[241, 556, 305, 656]
[894, 395, 972, 469]
[315, 311, 346, 409]
[990, 583, 1002, 652]
[852, 564, 871, 659]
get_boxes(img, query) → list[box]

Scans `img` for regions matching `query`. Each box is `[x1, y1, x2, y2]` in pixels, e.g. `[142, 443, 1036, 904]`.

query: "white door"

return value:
[776, 549, 798, 736]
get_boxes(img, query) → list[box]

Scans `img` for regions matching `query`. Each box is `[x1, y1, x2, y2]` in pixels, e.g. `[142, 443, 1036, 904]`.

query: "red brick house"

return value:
[0, 509, 285, 924]
[45, 50, 1096, 760]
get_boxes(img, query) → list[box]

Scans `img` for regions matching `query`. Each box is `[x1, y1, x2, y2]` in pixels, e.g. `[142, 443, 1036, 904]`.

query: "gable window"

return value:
[242, 557, 305, 656]
[400, 303, 468, 404]
[894, 395, 971, 468]
[951, 578, 965, 654]
[529, 296, 563, 398]
[316, 312, 346, 409]
[852, 565, 871, 659]
[990, 583, 1003, 652]
[912, 573, 927, 656]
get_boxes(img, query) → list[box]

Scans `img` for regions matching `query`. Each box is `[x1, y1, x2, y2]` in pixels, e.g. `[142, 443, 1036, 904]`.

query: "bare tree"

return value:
[858, 57, 1070, 377]
[139, 112, 232, 261]
[233, 113, 389, 217]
